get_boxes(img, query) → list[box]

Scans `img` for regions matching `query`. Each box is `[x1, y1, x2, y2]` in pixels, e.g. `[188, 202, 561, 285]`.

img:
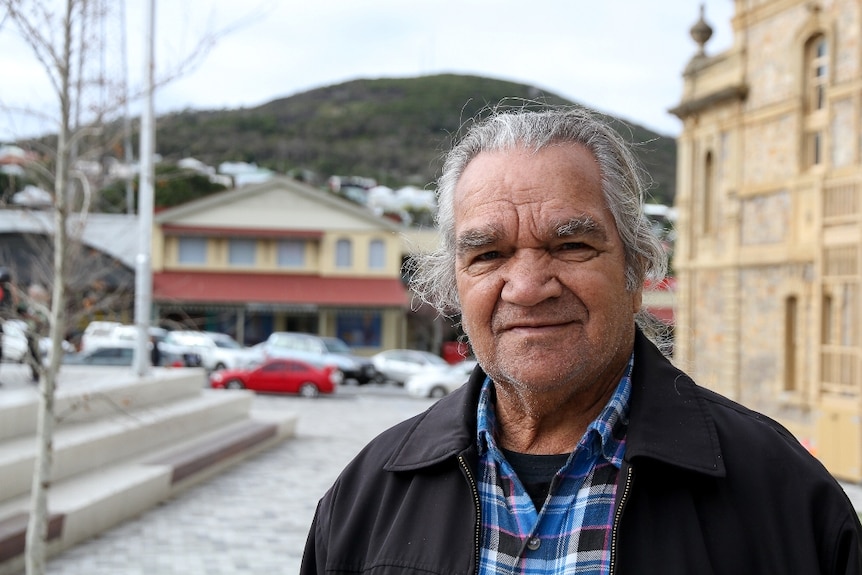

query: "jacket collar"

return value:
[385, 328, 725, 478]
[626, 329, 725, 476]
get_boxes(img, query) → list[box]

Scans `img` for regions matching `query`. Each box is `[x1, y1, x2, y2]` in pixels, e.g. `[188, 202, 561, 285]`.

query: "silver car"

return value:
[371, 349, 449, 386]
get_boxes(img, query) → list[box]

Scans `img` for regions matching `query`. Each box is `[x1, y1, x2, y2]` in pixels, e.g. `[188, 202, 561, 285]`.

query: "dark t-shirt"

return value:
[500, 448, 570, 510]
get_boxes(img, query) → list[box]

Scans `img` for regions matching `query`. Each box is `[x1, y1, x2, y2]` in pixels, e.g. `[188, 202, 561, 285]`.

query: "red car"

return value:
[209, 358, 341, 397]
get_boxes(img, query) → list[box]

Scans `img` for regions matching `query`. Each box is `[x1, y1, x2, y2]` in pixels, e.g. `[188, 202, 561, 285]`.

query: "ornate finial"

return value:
[690, 4, 714, 57]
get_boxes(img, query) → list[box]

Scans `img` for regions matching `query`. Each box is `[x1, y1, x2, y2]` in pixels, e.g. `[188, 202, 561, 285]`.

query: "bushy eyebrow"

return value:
[456, 216, 608, 256]
[555, 216, 608, 242]
[455, 225, 503, 255]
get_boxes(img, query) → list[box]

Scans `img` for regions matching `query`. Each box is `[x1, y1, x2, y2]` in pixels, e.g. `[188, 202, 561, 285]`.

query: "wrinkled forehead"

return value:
[452, 143, 616, 243]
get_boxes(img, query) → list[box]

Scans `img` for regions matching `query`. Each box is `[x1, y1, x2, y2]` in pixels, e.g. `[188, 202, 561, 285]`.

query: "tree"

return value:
[0, 1, 247, 572]
[2, 4, 78, 573]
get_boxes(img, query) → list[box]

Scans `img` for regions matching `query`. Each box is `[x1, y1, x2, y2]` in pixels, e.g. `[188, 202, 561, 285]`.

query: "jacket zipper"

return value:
[609, 464, 633, 575]
[459, 454, 482, 575]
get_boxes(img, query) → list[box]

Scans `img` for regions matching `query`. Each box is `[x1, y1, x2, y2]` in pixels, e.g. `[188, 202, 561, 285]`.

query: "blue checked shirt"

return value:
[476, 355, 633, 575]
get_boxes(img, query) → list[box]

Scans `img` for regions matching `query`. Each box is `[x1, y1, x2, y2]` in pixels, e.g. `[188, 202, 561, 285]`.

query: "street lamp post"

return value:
[133, 0, 156, 376]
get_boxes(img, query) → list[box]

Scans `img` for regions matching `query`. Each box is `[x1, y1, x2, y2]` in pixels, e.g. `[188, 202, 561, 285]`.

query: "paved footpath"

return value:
[1, 363, 861, 574]
[42, 386, 433, 575]
[0, 363, 435, 575]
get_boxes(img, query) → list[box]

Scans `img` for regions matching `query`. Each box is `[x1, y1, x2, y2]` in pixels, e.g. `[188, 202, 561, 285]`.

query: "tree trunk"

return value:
[25, 0, 74, 573]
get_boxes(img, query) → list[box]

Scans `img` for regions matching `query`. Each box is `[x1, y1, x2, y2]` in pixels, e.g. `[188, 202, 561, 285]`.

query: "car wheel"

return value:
[225, 379, 245, 390]
[299, 382, 320, 398]
[214, 362, 227, 371]
[429, 386, 447, 399]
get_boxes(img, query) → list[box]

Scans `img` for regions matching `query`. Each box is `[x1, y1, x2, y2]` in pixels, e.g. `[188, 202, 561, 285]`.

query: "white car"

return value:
[262, 332, 380, 385]
[405, 360, 477, 399]
[1, 319, 29, 362]
[371, 349, 449, 385]
[2, 319, 74, 363]
[160, 330, 256, 372]
[80, 321, 165, 353]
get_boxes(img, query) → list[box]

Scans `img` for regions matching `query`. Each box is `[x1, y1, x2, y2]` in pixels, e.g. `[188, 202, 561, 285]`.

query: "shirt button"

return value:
[527, 537, 541, 551]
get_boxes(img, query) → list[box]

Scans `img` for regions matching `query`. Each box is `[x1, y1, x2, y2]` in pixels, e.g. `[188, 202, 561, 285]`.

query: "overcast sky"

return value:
[0, 1, 734, 141]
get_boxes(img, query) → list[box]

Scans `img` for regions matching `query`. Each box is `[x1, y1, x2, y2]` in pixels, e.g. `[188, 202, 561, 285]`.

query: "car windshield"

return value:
[166, 332, 210, 347]
[211, 337, 241, 349]
[321, 337, 351, 354]
[426, 354, 449, 366]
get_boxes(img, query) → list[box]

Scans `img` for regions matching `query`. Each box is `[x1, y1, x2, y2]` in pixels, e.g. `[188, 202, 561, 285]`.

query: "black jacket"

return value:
[302, 330, 862, 574]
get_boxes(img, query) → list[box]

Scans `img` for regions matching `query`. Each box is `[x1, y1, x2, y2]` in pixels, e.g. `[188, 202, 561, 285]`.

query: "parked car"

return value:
[62, 346, 135, 366]
[1, 319, 28, 362]
[80, 321, 166, 353]
[405, 360, 477, 399]
[262, 332, 380, 385]
[209, 357, 341, 397]
[160, 330, 255, 372]
[2, 319, 74, 363]
[371, 349, 449, 385]
[62, 344, 195, 368]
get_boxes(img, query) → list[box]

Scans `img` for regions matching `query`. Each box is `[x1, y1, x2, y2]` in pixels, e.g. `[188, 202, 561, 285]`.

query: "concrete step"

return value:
[0, 389, 256, 502]
[0, 370, 297, 575]
[0, 367, 209, 442]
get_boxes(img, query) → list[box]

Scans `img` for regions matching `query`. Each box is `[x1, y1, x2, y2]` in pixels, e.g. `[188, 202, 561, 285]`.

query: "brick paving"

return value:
[0, 362, 433, 575]
[40, 387, 433, 575]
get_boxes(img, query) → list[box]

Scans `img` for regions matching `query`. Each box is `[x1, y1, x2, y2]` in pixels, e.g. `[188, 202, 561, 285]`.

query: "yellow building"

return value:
[152, 177, 410, 354]
[671, 1, 862, 480]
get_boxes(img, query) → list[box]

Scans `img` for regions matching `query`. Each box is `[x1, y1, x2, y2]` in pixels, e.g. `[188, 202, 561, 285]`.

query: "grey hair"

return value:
[410, 106, 668, 316]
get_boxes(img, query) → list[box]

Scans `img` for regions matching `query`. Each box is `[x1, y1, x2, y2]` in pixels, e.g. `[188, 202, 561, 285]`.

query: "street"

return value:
[40, 384, 436, 575]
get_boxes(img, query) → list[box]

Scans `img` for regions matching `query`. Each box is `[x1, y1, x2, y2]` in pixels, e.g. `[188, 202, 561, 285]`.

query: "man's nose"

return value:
[500, 250, 562, 305]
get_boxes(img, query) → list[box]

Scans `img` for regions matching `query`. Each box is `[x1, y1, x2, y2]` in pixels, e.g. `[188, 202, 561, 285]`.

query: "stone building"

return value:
[671, 1, 862, 480]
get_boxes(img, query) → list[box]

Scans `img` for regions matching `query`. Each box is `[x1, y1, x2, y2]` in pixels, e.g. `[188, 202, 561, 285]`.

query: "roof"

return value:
[153, 271, 409, 308]
[0, 211, 138, 268]
[154, 176, 405, 233]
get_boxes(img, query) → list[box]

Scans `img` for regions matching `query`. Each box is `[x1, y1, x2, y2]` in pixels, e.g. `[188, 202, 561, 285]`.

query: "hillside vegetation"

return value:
[154, 74, 677, 205]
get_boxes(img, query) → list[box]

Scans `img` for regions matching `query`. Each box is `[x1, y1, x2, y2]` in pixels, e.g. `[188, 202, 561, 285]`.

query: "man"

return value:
[301, 108, 862, 574]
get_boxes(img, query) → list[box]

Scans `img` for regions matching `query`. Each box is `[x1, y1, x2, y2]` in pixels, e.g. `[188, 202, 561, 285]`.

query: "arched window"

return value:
[368, 239, 386, 269]
[803, 34, 828, 169]
[335, 238, 352, 268]
[806, 34, 828, 113]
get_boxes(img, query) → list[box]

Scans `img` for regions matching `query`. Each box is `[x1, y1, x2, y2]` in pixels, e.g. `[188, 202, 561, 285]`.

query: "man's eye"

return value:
[474, 251, 500, 262]
[560, 242, 589, 251]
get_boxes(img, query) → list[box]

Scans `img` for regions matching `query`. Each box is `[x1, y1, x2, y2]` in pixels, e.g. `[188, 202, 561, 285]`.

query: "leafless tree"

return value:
[0, 1, 257, 572]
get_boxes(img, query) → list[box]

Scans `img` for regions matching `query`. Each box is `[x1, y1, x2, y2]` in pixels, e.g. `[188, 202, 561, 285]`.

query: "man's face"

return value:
[454, 143, 641, 401]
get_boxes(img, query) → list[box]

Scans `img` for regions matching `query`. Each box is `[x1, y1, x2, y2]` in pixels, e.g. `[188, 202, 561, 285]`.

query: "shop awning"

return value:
[153, 271, 409, 308]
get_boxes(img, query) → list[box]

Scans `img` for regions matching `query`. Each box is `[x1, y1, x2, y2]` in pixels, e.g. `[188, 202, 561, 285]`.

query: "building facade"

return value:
[672, 0, 862, 480]
[152, 177, 411, 354]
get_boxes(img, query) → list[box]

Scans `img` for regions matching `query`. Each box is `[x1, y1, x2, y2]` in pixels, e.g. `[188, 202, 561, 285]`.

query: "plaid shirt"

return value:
[476, 356, 633, 574]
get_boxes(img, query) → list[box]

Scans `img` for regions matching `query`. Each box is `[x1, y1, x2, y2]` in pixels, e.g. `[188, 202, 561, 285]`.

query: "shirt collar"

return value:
[477, 353, 633, 468]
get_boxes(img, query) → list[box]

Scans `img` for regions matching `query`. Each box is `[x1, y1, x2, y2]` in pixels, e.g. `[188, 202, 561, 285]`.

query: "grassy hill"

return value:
[154, 74, 677, 205]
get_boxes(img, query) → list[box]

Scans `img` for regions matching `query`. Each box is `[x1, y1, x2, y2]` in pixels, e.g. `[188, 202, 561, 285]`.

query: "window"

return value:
[336, 312, 381, 347]
[702, 151, 714, 234]
[822, 292, 833, 345]
[277, 239, 305, 267]
[806, 130, 823, 167]
[806, 35, 828, 113]
[178, 237, 207, 265]
[369, 239, 386, 269]
[228, 238, 256, 266]
[803, 34, 828, 170]
[335, 238, 352, 268]
[784, 296, 798, 392]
